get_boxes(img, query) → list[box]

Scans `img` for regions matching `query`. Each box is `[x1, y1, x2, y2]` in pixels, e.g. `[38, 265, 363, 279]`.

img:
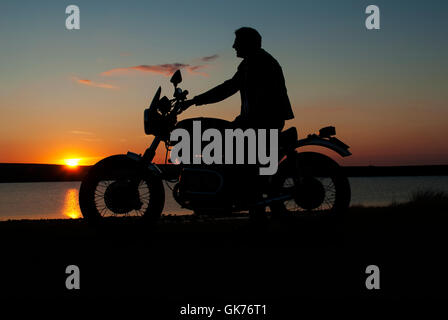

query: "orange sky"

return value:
[1, 1, 447, 167]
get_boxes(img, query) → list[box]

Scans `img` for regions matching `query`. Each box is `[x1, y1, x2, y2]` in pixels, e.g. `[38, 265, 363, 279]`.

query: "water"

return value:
[349, 176, 448, 206]
[0, 176, 447, 221]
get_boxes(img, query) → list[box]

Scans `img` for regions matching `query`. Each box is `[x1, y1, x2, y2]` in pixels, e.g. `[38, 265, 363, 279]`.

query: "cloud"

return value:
[82, 138, 103, 142]
[101, 63, 209, 77]
[100, 54, 219, 78]
[201, 54, 219, 62]
[70, 130, 94, 135]
[74, 77, 118, 89]
[69, 130, 102, 142]
[185, 65, 208, 76]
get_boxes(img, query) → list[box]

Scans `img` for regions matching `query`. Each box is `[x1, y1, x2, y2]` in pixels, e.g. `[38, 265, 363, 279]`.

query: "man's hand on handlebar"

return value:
[180, 98, 196, 111]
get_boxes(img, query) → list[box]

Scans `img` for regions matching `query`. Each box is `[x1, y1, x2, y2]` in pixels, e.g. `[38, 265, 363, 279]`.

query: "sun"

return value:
[65, 158, 80, 168]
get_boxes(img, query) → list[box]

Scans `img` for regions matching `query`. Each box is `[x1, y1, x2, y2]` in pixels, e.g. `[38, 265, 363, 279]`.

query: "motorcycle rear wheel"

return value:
[79, 155, 164, 223]
[271, 152, 350, 220]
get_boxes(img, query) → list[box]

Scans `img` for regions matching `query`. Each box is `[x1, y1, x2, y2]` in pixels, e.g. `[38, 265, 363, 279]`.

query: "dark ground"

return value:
[1, 194, 447, 313]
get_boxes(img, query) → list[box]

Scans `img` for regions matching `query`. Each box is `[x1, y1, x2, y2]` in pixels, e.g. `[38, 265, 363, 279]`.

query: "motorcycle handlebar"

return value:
[170, 98, 194, 117]
[178, 98, 196, 113]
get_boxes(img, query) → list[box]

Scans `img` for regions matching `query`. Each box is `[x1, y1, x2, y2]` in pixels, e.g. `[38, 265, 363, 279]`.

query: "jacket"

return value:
[194, 48, 294, 129]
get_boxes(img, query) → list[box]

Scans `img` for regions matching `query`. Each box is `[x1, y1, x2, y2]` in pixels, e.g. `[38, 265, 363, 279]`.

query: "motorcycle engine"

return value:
[174, 167, 224, 209]
[179, 167, 223, 194]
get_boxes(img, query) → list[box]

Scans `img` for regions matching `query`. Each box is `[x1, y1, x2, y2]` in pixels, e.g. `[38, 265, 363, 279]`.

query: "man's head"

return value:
[233, 27, 262, 58]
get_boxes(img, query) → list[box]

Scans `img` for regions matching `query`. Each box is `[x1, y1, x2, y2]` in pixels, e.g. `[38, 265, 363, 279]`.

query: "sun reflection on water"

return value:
[63, 188, 82, 219]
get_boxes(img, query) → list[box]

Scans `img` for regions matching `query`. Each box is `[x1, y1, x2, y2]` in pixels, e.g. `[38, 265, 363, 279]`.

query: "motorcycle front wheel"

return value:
[79, 155, 164, 223]
[270, 152, 351, 220]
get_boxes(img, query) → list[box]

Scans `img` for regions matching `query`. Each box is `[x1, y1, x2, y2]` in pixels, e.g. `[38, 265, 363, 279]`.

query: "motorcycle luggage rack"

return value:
[319, 126, 336, 138]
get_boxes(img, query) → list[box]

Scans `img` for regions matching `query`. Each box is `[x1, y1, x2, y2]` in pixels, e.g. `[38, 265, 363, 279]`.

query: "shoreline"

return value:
[0, 200, 429, 222]
[1, 163, 448, 183]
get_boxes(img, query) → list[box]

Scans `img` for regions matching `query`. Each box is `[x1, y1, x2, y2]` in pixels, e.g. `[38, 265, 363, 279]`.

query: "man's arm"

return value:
[193, 71, 240, 106]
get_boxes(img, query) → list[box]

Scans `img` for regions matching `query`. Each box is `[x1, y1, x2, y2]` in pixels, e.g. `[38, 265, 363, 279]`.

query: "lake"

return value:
[0, 176, 447, 220]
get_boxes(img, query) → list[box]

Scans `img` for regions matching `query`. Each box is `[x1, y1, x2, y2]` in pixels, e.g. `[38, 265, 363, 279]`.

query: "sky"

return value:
[0, 0, 447, 166]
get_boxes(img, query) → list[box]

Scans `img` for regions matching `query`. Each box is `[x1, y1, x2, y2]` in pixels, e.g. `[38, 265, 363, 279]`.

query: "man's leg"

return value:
[230, 119, 270, 223]
[248, 167, 267, 223]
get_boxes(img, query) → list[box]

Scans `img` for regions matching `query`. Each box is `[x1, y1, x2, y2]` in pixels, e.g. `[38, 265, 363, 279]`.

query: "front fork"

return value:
[142, 136, 162, 163]
[123, 136, 163, 209]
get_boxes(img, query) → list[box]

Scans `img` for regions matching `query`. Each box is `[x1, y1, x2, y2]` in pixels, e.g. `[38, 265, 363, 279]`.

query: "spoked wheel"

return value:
[271, 152, 350, 219]
[79, 155, 164, 223]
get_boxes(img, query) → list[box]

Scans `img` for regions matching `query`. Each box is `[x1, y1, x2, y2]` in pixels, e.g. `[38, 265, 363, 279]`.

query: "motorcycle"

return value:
[79, 70, 352, 222]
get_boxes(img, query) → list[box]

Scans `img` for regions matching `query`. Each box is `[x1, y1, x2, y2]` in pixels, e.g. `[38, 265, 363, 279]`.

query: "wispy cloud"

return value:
[186, 65, 208, 76]
[69, 130, 102, 142]
[201, 54, 219, 62]
[101, 63, 209, 77]
[73, 77, 119, 89]
[82, 138, 103, 142]
[69, 130, 94, 135]
[100, 54, 218, 77]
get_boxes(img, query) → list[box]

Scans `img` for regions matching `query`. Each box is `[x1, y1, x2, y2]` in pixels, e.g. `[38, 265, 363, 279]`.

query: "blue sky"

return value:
[1, 0, 447, 165]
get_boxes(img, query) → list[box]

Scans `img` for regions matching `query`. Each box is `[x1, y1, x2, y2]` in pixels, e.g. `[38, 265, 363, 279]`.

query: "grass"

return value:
[1, 188, 447, 299]
[388, 189, 448, 214]
[409, 189, 448, 205]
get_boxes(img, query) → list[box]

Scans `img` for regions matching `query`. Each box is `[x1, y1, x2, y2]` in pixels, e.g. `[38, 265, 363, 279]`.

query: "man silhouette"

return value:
[186, 27, 294, 129]
[184, 27, 294, 221]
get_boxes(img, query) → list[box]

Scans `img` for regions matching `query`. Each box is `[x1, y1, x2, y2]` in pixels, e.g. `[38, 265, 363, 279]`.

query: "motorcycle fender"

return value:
[295, 136, 352, 157]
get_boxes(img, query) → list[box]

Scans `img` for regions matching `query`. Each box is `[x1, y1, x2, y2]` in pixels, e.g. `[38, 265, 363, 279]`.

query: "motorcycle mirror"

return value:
[170, 70, 182, 87]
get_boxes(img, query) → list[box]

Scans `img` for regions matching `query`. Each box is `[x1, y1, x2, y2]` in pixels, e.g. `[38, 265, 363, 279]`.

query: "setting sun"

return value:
[65, 158, 80, 168]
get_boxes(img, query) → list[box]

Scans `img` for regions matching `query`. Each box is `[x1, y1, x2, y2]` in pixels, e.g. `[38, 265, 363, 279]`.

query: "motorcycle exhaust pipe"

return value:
[255, 194, 292, 207]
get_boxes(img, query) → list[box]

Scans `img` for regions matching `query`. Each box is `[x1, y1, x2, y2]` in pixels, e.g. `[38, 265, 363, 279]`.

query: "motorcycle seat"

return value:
[278, 127, 297, 145]
[279, 127, 297, 147]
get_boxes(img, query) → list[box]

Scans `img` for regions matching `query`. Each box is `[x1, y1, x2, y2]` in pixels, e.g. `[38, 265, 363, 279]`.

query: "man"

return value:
[186, 27, 294, 130]
[185, 27, 295, 221]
